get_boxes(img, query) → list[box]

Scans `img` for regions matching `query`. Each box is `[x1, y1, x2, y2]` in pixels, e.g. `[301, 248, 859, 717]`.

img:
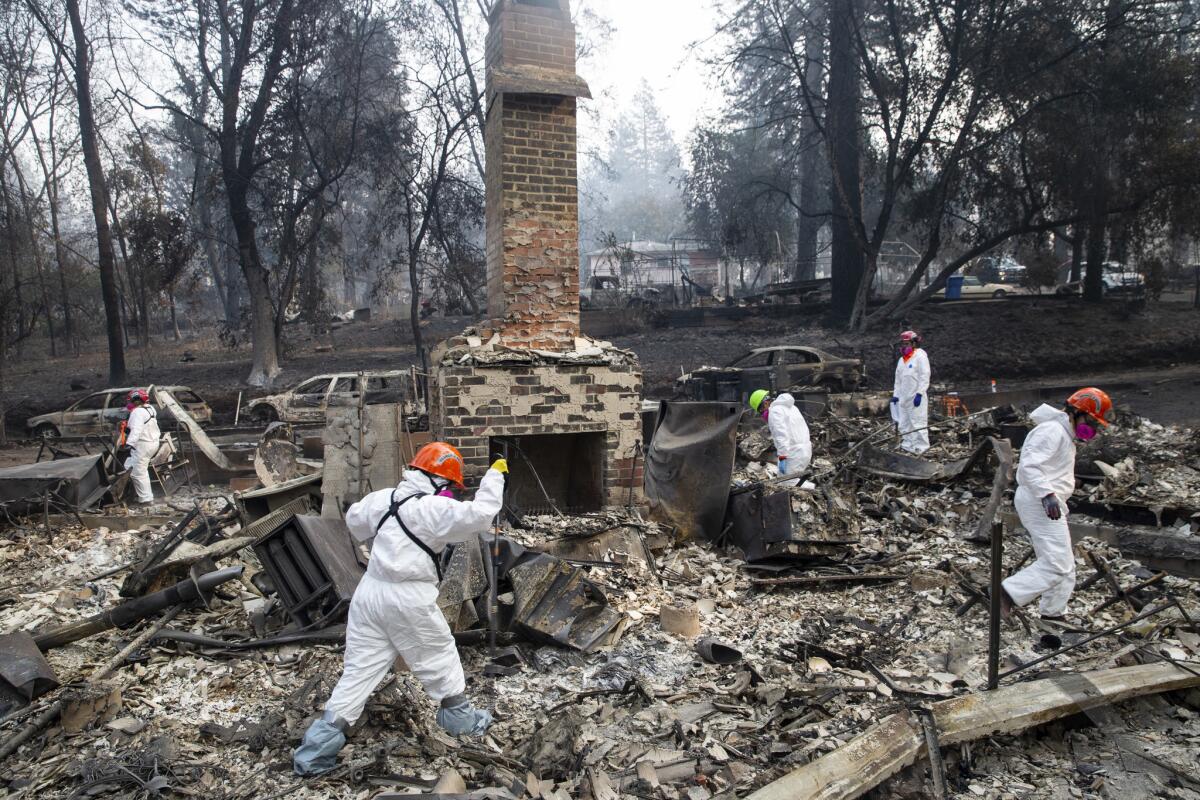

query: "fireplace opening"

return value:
[492, 433, 605, 514]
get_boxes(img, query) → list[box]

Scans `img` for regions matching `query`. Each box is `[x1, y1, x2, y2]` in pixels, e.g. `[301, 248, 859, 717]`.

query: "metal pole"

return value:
[987, 520, 1003, 690]
[487, 440, 509, 660]
[233, 391, 243, 427]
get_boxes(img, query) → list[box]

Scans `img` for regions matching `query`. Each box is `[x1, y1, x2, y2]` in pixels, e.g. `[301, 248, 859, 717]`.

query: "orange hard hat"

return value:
[410, 442, 466, 487]
[1066, 387, 1112, 426]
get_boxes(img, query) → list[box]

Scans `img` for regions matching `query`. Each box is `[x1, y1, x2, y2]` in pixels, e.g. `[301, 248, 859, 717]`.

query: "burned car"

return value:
[245, 369, 428, 429]
[675, 346, 865, 402]
[26, 385, 212, 439]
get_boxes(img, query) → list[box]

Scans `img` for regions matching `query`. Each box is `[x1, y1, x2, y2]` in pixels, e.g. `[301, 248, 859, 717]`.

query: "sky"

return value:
[577, 0, 728, 150]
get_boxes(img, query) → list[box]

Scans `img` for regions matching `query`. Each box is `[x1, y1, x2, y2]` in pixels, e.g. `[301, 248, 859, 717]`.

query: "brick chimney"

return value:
[484, 0, 590, 351]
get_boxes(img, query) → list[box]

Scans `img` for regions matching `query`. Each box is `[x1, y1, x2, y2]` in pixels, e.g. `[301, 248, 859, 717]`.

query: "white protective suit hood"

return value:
[1017, 404, 1077, 503]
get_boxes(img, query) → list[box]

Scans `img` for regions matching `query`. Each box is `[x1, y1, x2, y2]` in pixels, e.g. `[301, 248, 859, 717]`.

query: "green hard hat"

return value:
[749, 390, 770, 413]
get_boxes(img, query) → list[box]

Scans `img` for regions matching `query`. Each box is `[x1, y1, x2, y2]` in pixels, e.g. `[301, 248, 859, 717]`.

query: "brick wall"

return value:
[484, 0, 582, 351]
[432, 362, 644, 509]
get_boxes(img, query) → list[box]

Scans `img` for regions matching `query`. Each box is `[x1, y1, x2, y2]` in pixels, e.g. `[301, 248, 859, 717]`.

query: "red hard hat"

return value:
[410, 442, 466, 488]
[900, 330, 921, 343]
[126, 389, 150, 410]
[1067, 387, 1112, 427]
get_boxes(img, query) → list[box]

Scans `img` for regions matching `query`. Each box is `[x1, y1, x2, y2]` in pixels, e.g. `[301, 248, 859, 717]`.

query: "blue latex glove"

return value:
[913, 394, 923, 408]
[436, 699, 493, 736]
[293, 718, 346, 776]
[890, 396, 899, 404]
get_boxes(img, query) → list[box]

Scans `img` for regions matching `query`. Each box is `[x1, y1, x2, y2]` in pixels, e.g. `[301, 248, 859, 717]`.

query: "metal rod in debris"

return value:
[32, 566, 243, 652]
[997, 601, 1177, 680]
[987, 520, 1004, 690]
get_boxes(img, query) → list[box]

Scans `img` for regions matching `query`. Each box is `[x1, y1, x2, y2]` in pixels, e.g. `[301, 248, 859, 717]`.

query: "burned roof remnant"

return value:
[0, 455, 110, 516]
[0, 633, 58, 709]
[508, 554, 623, 652]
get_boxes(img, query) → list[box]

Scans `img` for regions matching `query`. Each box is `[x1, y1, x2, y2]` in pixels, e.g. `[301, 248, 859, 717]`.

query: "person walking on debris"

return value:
[891, 330, 931, 455]
[123, 390, 160, 505]
[293, 442, 508, 776]
[749, 390, 812, 488]
[1001, 388, 1113, 621]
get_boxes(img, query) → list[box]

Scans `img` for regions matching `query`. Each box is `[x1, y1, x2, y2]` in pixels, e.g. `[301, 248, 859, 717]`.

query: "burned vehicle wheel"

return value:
[253, 406, 279, 425]
[34, 424, 60, 440]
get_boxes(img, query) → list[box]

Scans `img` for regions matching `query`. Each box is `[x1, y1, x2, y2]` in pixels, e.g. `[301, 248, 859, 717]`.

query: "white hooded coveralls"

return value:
[1002, 404, 1078, 616]
[322, 468, 504, 725]
[124, 405, 160, 503]
[767, 393, 812, 488]
[892, 348, 931, 455]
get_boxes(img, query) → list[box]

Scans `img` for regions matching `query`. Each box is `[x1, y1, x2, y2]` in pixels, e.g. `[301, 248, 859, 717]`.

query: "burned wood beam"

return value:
[750, 573, 904, 588]
[746, 662, 1200, 800]
[1000, 512, 1200, 579]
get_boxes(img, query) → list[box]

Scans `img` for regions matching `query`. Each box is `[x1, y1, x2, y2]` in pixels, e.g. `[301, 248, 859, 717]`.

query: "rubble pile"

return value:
[0, 405, 1195, 799]
[1078, 417, 1200, 515]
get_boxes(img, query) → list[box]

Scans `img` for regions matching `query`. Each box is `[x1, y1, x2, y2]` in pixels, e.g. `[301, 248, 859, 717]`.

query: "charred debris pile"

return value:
[0, 395, 1196, 800]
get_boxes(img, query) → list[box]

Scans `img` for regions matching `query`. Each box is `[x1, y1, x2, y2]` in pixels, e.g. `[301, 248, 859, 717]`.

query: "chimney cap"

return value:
[492, 0, 571, 20]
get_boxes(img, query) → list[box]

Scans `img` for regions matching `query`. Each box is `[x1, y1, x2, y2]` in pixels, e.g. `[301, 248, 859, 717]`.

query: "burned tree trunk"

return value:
[66, 0, 125, 383]
[794, 4, 827, 282]
[826, 0, 865, 324]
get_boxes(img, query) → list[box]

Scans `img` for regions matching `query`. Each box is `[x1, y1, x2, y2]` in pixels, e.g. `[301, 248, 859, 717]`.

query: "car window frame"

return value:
[70, 392, 109, 412]
[331, 376, 358, 394]
[292, 377, 332, 397]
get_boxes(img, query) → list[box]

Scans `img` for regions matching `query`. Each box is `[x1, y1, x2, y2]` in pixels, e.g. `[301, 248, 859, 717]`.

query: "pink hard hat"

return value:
[125, 389, 150, 410]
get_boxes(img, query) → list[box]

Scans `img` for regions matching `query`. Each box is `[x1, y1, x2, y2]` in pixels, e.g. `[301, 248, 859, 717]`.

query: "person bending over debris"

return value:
[891, 330, 931, 455]
[123, 389, 160, 505]
[293, 442, 507, 776]
[750, 390, 812, 488]
[1001, 388, 1113, 621]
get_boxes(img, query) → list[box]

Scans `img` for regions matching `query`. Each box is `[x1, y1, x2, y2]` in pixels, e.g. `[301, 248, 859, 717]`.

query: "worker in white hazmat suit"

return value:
[123, 390, 160, 505]
[749, 390, 812, 488]
[1001, 388, 1113, 620]
[891, 330, 931, 455]
[294, 442, 506, 776]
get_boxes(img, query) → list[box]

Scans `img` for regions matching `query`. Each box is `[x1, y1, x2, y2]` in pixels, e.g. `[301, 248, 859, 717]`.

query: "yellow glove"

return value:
[491, 458, 509, 474]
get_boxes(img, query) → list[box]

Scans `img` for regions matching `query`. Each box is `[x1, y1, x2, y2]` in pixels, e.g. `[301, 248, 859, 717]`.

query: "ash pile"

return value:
[0, 388, 1196, 800]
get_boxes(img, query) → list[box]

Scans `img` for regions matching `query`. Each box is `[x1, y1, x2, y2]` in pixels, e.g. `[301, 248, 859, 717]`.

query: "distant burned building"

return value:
[584, 240, 730, 294]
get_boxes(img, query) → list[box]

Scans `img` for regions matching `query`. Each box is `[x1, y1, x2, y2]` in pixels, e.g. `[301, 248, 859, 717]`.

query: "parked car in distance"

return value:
[26, 386, 212, 439]
[245, 370, 428, 429]
[936, 275, 1035, 299]
[675, 346, 865, 402]
[1056, 262, 1145, 296]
